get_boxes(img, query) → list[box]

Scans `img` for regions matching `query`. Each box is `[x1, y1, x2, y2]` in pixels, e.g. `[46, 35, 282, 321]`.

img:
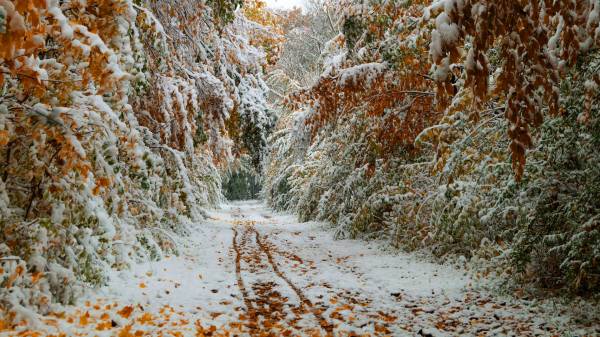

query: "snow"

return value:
[7, 201, 599, 336]
[265, 0, 306, 11]
[434, 12, 459, 47]
[47, 2, 74, 39]
[0, 6, 6, 34]
[338, 62, 387, 86]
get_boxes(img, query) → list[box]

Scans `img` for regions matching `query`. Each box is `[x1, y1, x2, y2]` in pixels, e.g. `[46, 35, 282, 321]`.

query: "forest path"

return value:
[10, 201, 589, 337]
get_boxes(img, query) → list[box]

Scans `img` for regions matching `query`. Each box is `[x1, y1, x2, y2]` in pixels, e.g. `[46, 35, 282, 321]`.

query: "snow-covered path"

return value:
[8, 201, 598, 336]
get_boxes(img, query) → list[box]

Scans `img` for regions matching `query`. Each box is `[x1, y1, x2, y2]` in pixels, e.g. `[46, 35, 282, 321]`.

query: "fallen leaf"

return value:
[79, 311, 90, 326]
[117, 306, 135, 319]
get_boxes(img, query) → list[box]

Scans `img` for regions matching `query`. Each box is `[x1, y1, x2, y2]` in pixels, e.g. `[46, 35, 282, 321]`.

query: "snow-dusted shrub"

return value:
[266, 0, 438, 234]
[509, 52, 600, 292]
[0, 0, 273, 322]
[265, 0, 600, 295]
[264, 109, 311, 210]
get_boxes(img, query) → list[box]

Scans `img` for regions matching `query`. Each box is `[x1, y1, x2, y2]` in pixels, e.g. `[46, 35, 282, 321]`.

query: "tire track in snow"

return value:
[231, 219, 335, 336]
[232, 227, 256, 323]
[253, 228, 334, 335]
[232, 224, 308, 335]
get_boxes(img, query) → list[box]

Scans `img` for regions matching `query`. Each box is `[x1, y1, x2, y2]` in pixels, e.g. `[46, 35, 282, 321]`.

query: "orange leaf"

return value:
[31, 271, 43, 284]
[96, 321, 112, 331]
[96, 177, 111, 187]
[79, 311, 90, 326]
[117, 306, 134, 319]
[14, 0, 32, 12]
[137, 312, 154, 325]
[92, 185, 101, 196]
[0, 132, 8, 150]
[118, 325, 134, 337]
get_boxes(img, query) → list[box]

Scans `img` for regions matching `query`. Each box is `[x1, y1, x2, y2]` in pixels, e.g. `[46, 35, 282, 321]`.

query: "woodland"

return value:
[0, 0, 600, 335]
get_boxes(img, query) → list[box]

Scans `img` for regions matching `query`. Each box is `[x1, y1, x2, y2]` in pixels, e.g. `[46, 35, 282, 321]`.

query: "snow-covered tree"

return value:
[264, 0, 600, 294]
[0, 0, 274, 322]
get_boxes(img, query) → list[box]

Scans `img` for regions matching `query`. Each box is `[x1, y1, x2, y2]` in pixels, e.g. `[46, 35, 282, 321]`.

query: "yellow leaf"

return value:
[137, 312, 154, 325]
[118, 325, 134, 337]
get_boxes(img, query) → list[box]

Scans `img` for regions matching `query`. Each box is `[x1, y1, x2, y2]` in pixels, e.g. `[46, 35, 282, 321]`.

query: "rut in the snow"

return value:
[232, 222, 334, 336]
[254, 229, 334, 334]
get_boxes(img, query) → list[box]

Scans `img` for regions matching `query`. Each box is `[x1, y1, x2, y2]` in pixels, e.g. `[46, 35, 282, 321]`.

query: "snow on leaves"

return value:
[428, 0, 600, 180]
[0, 0, 274, 324]
[265, 0, 600, 295]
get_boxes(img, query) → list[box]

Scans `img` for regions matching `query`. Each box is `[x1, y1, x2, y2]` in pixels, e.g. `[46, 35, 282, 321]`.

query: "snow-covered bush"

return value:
[509, 52, 600, 292]
[0, 0, 273, 322]
[264, 0, 600, 295]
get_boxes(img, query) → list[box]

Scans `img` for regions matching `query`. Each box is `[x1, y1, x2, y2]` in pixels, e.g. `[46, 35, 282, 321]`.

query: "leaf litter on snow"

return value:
[2, 201, 599, 336]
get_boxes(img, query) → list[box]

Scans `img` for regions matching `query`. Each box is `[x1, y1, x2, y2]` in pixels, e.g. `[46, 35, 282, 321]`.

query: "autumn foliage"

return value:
[2, 0, 600, 331]
[0, 0, 273, 325]
[265, 0, 600, 294]
[429, 0, 600, 179]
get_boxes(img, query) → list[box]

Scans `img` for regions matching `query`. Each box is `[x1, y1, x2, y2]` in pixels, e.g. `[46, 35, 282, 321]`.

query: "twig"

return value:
[394, 90, 435, 96]
[3, 140, 14, 182]
[419, 73, 434, 81]
[1, 71, 83, 84]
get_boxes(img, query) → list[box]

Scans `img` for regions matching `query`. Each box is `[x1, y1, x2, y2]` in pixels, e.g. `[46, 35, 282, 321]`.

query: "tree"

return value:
[0, 0, 274, 323]
[428, 0, 600, 180]
[264, 0, 600, 294]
